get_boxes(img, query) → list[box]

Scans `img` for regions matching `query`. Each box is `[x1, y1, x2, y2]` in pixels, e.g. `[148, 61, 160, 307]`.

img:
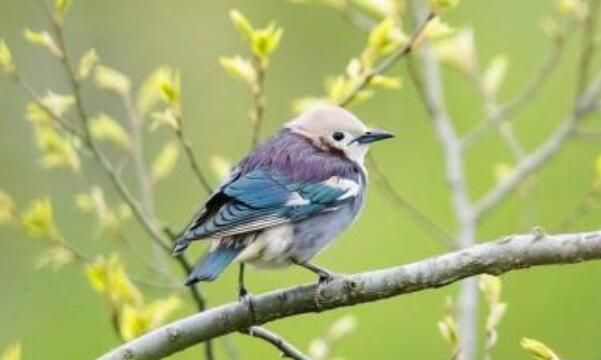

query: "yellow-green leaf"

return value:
[251, 23, 284, 60]
[0, 191, 16, 224]
[370, 75, 402, 90]
[219, 56, 257, 85]
[150, 109, 179, 131]
[77, 49, 99, 81]
[430, 0, 459, 12]
[479, 274, 502, 306]
[229, 9, 254, 41]
[90, 114, 131, 151]
[151, 142, 179, 183]
[95, 65, 130, 95]
[482, 55, 508, 97]
[21, 198, 62, 242]
[137, 66, 171, 115]
[85, 254, 143, 306]
[557, 0, 588, 20]
[40, 91, 75, 118]
[520, 338, 560, 360]
[54, 0, 72, 23]
[34, 126, 80, 172]
[435, 28, 476, 74]
[0, 39, 15, 74]
[0, 342, 21, 360]
[36, 246, 75, 270]
[24, 29, 63, 58]
[209, 155, 232, 181]
[119, 304, 150, 341]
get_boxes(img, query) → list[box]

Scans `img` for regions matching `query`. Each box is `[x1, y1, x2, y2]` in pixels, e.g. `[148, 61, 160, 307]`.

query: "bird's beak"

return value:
[351, 129, 395, 144]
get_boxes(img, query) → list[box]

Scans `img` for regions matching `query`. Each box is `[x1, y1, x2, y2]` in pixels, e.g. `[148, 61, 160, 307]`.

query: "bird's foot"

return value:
[291, 258, 342, 285]
[238, 288, 256, 322]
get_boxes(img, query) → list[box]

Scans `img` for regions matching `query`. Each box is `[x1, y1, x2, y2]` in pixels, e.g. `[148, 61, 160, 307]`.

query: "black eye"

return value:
[332, 132, 345, 141]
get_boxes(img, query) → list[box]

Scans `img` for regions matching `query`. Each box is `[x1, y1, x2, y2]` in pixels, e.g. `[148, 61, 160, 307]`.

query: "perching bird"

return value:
[173, 105, 393, 294]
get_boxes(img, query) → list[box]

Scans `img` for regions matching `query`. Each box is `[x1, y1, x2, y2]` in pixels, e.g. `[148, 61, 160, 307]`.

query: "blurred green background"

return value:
[1, 0, 601, 359]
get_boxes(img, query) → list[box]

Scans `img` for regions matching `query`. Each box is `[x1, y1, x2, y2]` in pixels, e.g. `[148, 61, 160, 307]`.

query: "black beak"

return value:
[351, 129, 395, 145]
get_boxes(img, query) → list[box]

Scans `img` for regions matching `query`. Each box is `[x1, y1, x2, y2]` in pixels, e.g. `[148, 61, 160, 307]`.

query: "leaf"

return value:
[219, 56, 257, 85]
[229, 9, 254, 41]
[251, 23, 284, 60]
[435, 28, 476, 74]
[430, 0, 459, 12]
[370, 75, 402, 90]
[34, 126, 81, 172]
[23, 29, 63, 58]
[520, 338, 560, 360]
[0, 343, 21, 360]
[482, 55, 508, 97]
[54, 0, 72, 24]
[20, 198, 62, 242]
[95, 65, 130, 95]
[151, 142, 179, 183]
[36, 246, 75, 270]
[77, 49, 99, 80]
[209, 155, 232, 181]
[119, 296, 181, 341]
[150, 109, 179, 131]
[325, 315, 358, 343]
[40, 91, 75, 117]
[85, 254, 143, 306]
[90, 114, 131, 151]
[0, 39, 15, 74]
[137, 66, 173, 115]
[0, 191, 16, 224]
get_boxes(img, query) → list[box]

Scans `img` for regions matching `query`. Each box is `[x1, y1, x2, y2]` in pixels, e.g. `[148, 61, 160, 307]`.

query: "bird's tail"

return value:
[185, 242, 244, 286]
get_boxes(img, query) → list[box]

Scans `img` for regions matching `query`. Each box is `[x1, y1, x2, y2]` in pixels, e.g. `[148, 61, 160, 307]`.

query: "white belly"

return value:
[235, 224, 295, 268]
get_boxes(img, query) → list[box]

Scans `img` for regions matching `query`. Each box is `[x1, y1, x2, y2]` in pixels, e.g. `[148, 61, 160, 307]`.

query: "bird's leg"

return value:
[292, 258, 339, 283]
[238, 263, 256, 322]
[238, 263, 249, 299]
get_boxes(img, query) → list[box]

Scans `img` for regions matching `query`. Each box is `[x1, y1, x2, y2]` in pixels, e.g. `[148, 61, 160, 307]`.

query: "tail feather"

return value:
[185, 245, 244, 286]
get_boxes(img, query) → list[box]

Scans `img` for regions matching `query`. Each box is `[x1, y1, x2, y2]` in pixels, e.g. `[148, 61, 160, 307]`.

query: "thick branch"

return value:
[98, 229, 601, 360]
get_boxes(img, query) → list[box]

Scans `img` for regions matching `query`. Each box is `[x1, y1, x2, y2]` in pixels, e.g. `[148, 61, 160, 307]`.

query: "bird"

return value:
[173, 105, 393, 296]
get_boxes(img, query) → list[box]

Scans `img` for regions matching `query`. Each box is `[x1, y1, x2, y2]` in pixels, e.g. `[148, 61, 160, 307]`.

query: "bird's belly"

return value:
[236, 198, 363, 269]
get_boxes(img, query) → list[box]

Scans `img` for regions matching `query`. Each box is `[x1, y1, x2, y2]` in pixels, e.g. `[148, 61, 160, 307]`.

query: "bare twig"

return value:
[408, 1, 477, 358]
[462, 20, 576, 147]
[174, 118, 213, 193]
[473, 65, 601, 222]
[249, 56, 267, 150]
[242, 327, 311, 360]
[366, 153, 455, 247]
[98, 229, 601, 360]
[338, 11, 435, 107]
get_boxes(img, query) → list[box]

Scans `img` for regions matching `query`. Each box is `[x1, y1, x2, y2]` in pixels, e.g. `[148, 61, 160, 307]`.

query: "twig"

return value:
[575, 0, 601, 97]
[337, 11, 435, 107]
[243, 327, 311, 360]
[408, 1, 477, 358]
[174, 117, 213, 193]
[462, 20, 576, 147]
[249, 56, 267, 150]
[473, 66, 601, 222]
[366, 153, 455, 247]
[98, 229, 601, 360]
[36, 2, 215, 358]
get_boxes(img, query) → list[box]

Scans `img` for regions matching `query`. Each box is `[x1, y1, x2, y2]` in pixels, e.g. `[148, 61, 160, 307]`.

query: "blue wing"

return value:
[179, 169, 357, 242]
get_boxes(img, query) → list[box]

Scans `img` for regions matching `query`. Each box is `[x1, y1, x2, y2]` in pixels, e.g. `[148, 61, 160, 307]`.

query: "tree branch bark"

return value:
[97, 229, 601, 360]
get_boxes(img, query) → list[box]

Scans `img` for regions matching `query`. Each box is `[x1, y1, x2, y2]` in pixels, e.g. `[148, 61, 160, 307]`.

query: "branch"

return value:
[472, 68, 601, 221]
[249, 56, 267, 150]
[242, 327, 310, 360]
[462, 20, 576, 147]
[337, 11, 435, 107]
[98, 229, 601, 360]
[174, 120, 213, 194]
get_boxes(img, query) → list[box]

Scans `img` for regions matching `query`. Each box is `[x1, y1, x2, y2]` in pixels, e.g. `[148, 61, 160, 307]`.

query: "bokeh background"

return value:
[1, 0, 601, 359]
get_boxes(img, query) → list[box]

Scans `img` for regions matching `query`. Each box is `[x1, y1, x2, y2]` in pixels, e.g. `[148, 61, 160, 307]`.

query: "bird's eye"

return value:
[332, 132, 345, 141]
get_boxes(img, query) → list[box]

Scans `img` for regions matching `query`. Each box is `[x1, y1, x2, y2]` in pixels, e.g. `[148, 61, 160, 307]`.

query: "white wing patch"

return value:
[323, 176, 361, 200]
[284, 176, 361, 206]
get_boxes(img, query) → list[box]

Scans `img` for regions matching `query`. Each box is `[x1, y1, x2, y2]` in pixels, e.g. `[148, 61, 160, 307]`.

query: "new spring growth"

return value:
[77, 49, 99, 81]
[229, 9, 283, 64]
[0, 40, 15, 74]
[20, 198, 64, 243]
[479, 275, 507, 352]
[0, 191, 16, 224]
[54, 0, 72, 24]
[76, 186, 131, 232]
[557, 0, 588, 20]
[85, 254, 182, 341]
[521, 338, 560, 360]
[24, 29, 63, 59]
[437, 297, 461, 355]
[220, 9, 282, 93]
[0, 342, 21, 360]
[482, 55, 508, 98]
[151, 142, 179, 184]
[95, 65, 131, 96]
[430, 0, 459, 13]
[90, 114, 132, 152]
[308, 315, 358, 360]
[435, 28, 476, 74]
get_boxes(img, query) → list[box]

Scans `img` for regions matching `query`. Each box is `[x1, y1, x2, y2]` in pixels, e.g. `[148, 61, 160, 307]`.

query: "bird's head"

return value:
[285, 105, 394, 164]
